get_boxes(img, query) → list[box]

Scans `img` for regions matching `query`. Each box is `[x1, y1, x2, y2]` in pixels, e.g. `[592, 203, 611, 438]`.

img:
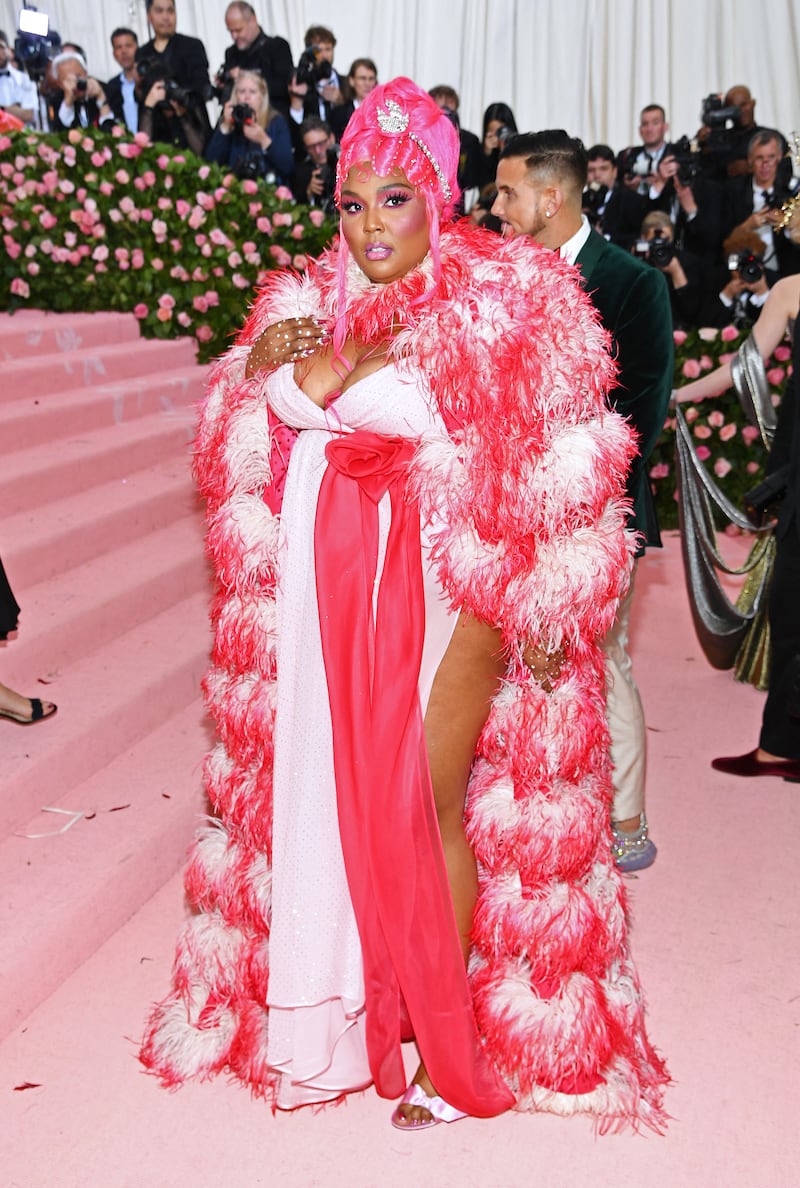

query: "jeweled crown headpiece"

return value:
[336, 77, 460, 213]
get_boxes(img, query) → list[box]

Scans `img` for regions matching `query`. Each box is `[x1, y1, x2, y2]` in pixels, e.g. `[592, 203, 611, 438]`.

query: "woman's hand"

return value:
[522, 642, 565, 692]
[245, 318, 327, 378]
[219, 99, 234, 133]
[243, 121, 269, 150]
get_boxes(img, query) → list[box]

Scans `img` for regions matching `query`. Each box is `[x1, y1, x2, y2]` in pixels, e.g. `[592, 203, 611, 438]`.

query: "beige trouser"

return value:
[603, 562, 646, 823]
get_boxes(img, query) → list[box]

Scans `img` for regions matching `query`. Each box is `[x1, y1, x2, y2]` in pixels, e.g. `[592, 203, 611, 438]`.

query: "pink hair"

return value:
[331, 77, 461, 366]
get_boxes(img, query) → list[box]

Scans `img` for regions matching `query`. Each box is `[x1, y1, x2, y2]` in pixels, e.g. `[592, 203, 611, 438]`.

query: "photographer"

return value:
[330, 58, 378, 141]
[697, 85, 764, 182]
[478, 102, 517, 192]
[647, 136, 723, 268]
[205, 70, 293, 185]
[723, 129, 800, 282]
[619, 105, 670, 196]
[0, 30, 37, 125]
[635, 211, 704, 329]
[699, 230, 770, 329]
[291, 117, 337, 214]
[135, 0, 211, 149]
[583, 144, 646, 250]
[45, 51, 115, 131]
[215, 2, 292, 113]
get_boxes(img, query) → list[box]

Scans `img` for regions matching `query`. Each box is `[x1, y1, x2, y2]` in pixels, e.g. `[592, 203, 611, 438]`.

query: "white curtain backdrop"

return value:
[2, 0, 798, 152]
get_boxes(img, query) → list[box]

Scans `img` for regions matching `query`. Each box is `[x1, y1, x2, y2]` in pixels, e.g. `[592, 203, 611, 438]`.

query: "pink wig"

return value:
[331, 78, 461, 362]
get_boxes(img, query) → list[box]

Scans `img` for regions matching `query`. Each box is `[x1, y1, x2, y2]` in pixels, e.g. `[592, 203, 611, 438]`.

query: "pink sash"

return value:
[314, 430, 512, 1117]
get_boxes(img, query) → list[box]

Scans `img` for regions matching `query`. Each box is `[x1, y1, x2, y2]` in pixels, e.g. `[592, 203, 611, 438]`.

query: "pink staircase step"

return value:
[0, 408, 198, 517]
[1, 515, 210, 687]
[0, 310, 142, 360]
[0, 365, 204, 450]
[3, 456, 201, 588]
[1, 336, 199, 403]
[1, 590, 211, 839]
[0, 700, 209, 1039]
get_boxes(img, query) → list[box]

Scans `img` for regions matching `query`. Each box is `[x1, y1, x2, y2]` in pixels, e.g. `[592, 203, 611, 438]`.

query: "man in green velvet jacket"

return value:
[494, 130, 674, 871]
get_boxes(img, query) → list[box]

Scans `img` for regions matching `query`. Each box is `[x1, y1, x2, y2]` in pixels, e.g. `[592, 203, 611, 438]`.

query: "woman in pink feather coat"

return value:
[141, 77, 667, 1132]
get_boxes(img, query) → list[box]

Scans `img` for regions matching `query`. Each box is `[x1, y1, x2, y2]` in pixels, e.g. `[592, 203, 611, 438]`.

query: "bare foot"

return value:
[393, 1063, 438, 1127]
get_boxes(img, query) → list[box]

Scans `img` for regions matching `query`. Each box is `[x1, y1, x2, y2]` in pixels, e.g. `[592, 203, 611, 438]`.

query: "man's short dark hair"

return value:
[429, 84, 459, 109]
[111, 27, 138, 44]
[747, 127, 783, 156]
[641, 103, 666, 121]
[301, 116, 333, 140]
[305, 25, 336, 48]
[500, 130, 588, 192]
[587, 143, 615, 165]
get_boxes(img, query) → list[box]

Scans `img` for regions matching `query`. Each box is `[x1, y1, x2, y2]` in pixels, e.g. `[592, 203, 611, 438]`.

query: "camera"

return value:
[74, 76, 88, 95]
[582, 181, 608, 224]
[636, 233, 674, 268]
[231, 102, 254, 131]
[618, 146, 651, 182]
[671, 134, 699, 186]
[728, 250, 764, 284]
[234, 154, 263, 182]
[296, 45, 332, 89]
[163, 78, 191, 108]
[701, 93, 740, 129]
[212, 64, 234, 104]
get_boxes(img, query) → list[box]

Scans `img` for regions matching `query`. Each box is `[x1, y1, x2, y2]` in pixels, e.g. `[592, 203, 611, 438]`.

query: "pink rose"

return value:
[649, 462, 669, 480]
[767, 367, 785, 385]
[673, 329, 688, 345]
[214, 187, 227, 203]
[746, 461, 759, 474]
[720, 324, 739, 342]
[714, 457, 732, 478]
[92, 245, 109, 261]
[117, 142, 142, 159]
[131, 249, 145, 269]
[774, 345, 791, 362]
[156, 154, 171, 170]
[26, 261, 40, 276]
[188, 208, 206, 229]
[196, 191, 216, 211]
[115, 169, 130, 185]
[39, 210, 58, 230]
[176, 199, 191, 218]
[204, 291, 219, 307]
[212, 266, 224, 277]
[209, 227, 229, 246]
[699, 354, 713, 371]
[67, 128, 82, 145]
[133, 303, 149, 318]
[191, 267, 208, 282]
[59, 179, 76, 194]
[197, 165, 211, 180]
[157, 196, 173, 211]
[157, 293, 176, 310]
[134, 131, 151, 146]
[133, 177, 147, 192]
[152, 218, 168, 239]
[232, 272, 250, 289]
[201, 244, 212, 257]
[177, 311, 192, 328]
[694, 424, 712, 439]
[193, 295, 209, 313]
[292, 254, 308, 270]
[142, 171, 157, 187]
[151, 258, 164, 271]
[228, 251, 242, 267]
[719, 423, 737, 442]
[156, 307, 172, 322]
[696, 445, 711, 461]
[269, 244, 292, 266]
[241, 179, 259, 194]
[274, 186, 294, 201]
[91, 152, 106, 167]
[698, 327, 718, 342]
[707, 410, 724, 428]
[248, 203, 263, 216]
[109, 209, 123, 223]
[195, 324, 214, 342]
[64, 231, 77, 248]
[242, 241, 256, 254]
[256, 216, 272, 235]
[308, 209, 326, 227]
[682, 358, 702, 379]
[291, 224, 305, 240]
[718, 352, 734, 365]
[3, 235, 21, 259]
[10, 277, 30, 298]
[119, 196, 136, 214]
[742, 425, 760, 446]
[99, 181, 114, 196]
[272, 212, 292, 227]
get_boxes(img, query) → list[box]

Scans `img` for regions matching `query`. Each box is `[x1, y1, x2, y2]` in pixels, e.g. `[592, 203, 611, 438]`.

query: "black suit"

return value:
[760, 315, 800, 756]
[723, 176, 800, 279]
[592, 185, 647, 251]
[47, 92, 114, 132]
[222, 31, 293, 112]
[135, 33, 212, 148]
[104, 73, 138, 131]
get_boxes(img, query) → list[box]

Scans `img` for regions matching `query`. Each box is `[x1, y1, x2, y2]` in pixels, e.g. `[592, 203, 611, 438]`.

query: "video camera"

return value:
[701, 93, 740, 129]
[14, 4, 61, 81]
[671, 134, 700, 186]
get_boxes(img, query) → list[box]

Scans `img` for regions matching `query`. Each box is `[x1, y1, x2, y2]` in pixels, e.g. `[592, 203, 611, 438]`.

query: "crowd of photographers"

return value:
[2, 1, 799, 330]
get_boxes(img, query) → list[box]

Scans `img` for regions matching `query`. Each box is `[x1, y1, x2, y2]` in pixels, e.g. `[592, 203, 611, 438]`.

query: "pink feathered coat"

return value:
[141, 221, 668, 1131]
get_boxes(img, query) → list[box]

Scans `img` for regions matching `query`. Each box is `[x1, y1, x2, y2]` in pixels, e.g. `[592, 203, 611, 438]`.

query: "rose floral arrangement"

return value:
[648, 325, 791, 530]
[0, 126, 336, 361]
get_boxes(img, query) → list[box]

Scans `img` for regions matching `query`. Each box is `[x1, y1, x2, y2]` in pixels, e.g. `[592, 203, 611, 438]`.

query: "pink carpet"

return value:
[2, 314, 797, 1187]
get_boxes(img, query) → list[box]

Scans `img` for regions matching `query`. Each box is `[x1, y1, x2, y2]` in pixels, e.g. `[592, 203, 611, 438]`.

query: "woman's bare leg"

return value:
[395, 613, 505, 1125]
